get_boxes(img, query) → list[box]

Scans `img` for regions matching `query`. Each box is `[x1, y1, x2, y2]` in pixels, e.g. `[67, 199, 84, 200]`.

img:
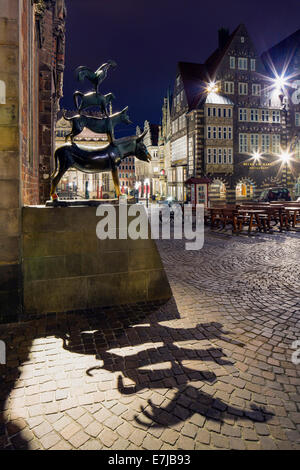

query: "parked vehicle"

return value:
[258, 187, 292, 202]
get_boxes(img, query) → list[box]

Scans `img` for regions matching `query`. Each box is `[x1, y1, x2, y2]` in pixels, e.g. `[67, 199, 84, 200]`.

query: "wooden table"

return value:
[238, 209, 263, 233]
[284, 207, 300, 228]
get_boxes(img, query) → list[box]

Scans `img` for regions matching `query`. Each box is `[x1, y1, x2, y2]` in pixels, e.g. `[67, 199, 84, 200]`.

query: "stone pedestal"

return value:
[22, 205, 172, 316]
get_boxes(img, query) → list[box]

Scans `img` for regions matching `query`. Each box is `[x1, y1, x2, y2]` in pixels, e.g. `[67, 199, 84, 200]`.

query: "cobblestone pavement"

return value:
[0, 229, 300, 450]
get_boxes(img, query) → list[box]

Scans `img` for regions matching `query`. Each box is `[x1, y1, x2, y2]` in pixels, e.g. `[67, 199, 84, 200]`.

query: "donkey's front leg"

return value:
[111, 168, 120, 198]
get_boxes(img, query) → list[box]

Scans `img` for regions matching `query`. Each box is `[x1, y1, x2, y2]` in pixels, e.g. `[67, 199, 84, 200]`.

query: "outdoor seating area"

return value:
[206, 201, 300, 235]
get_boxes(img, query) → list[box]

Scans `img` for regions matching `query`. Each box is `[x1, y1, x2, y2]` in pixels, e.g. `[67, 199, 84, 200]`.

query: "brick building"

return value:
[0, 0, 66, 322]
[168, 24, 300, 203]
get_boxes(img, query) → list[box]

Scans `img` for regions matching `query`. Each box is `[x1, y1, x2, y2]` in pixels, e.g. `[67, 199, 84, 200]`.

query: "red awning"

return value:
[185, 176, 211, 185]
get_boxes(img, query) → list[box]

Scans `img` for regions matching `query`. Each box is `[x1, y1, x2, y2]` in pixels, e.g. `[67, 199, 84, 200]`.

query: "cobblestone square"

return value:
[0, 230, 299, 450]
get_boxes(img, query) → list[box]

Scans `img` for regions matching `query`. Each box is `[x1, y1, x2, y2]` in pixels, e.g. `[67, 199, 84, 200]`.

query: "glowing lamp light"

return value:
[252, 151, 262, 162]
[280, 151, 291, 163]
[273, 74, 288, 93]
[206, 81, 219, 94]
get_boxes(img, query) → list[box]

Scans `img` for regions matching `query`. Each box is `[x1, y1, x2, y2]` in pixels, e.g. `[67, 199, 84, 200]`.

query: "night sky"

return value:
[61, 0, 300, 134]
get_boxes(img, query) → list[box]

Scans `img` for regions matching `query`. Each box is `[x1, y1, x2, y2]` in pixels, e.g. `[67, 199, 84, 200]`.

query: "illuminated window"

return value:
[261, 134, 270, 153]
[250, 109, 259, 121]
[238, 82, 248, 95]
[250, 59, 256, 71]
[272, 134, 280, 154]
[218, 149, 222, 163]
[224, 81, 234, 94]
[239, 108, 247, 121]
[238, 58, 247, 70]
[230, 57, 235, 69]
[262, 109, 269, 122]
[252, 84, 261, 96]
[250, 134, 259, 152]
[239, 134, 248, 153]
[272, 110, 280, 123]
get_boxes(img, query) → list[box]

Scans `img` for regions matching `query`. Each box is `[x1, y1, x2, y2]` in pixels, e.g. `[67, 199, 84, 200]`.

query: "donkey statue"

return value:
[73, 91, 115, 115]
[63, 106, 131, 142]
[50, 130, 150, 200]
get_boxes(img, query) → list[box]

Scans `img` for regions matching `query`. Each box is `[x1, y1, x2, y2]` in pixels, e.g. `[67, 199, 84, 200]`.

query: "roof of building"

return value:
[205, 92, 234, 105]
[205, 24, 242, 76]
[177, 61, 209, 110]
[261, 29, 300, 76]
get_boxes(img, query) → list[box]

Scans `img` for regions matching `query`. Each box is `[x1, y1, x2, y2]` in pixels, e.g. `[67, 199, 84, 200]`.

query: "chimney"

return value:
[218, 28, 230, 49]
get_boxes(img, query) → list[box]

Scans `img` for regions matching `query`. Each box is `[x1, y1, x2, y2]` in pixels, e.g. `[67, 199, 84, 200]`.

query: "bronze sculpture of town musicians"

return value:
[50, 61, 151, 201]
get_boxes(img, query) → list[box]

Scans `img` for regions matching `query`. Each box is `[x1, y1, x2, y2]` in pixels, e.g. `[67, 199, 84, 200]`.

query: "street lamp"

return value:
[252, 151, 262, 162]
[206, 81, 219, 94]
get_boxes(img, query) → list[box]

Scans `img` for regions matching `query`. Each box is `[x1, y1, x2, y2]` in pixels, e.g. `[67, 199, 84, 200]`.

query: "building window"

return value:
[272, 134, 280, 154]
[272, 110, 280, 123]
[238, 58, 248, 70]
[224, 81, 234, 94]
[228, 148, 233, 164]
[223, 127, 227, 139]
[250, 134, 259, 152]
[212, 107, 216, 117]
[207, 126, 211, 139]
[239, 108, 247, 121]
[252, 84, 261, 96]
[207, 148, 212, 164]
[213, 127, 217, 139]
[250, 109, 259, 121]
[218, 149, 222, 164]
[230, 56, 235, 69]
[218, 127, 222, 139]
[238, 82, 248, 95]
[227, 108, 232, 118]
[213, 148, 217, 163]
[261, 134, 270, 153]
[262, 109, 269, 122]
[250, 59, 256, 71]
[228, 127, 232, 139]
[296, 112, 300, 126]
[239, 134, 248, 153]
[218, 108, 222, 117]
[241, 37, 245, 43]
[223, 148, 227, 164]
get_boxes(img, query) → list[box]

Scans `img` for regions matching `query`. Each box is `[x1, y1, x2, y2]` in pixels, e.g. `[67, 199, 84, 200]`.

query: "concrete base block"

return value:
[22, 205, 172, 315]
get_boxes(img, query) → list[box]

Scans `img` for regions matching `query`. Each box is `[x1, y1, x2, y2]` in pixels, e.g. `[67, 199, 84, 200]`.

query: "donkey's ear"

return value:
[136, 129, 147, 142]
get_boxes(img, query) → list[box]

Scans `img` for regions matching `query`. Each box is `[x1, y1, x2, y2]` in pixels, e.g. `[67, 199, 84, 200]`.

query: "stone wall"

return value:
[22, 206, 172, 316]
[0, 0, 21, 323]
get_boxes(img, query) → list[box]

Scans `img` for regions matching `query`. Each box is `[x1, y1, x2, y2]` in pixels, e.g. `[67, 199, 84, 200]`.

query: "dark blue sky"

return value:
[61, 0, 300, 132]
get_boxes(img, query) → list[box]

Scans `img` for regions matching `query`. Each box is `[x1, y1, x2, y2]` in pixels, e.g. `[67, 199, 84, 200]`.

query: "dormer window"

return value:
[241, 36, 245, 43]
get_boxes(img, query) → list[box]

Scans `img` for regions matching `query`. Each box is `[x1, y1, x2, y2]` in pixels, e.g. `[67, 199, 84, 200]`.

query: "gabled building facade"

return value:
[167, 24, 300, 203]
